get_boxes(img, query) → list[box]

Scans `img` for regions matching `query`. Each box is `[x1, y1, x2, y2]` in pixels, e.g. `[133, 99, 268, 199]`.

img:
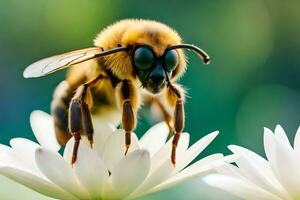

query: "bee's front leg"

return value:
[117, 80, 139, 155]
[165, 83, 185, 165]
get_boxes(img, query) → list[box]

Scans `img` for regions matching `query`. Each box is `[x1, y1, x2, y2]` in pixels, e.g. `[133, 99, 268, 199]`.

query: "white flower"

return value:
[0, 110, 222, 200]
[204, 125, 300, 200]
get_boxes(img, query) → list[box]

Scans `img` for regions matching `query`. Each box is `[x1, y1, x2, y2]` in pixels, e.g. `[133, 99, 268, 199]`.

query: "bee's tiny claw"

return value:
[88, 135, 94, 149]
[71, 155, 77, 166]
[125, 145, 130, 156]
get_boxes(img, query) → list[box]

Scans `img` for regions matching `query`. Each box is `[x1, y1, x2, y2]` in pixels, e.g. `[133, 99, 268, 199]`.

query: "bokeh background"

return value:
[0, 0, 300, 199]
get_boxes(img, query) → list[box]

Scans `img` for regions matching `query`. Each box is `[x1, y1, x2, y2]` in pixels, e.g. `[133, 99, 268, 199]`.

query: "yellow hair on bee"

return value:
[94, 19, 187, 81]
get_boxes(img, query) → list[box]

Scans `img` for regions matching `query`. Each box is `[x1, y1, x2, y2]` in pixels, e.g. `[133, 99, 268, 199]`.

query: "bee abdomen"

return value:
[51, 81, 73, 145]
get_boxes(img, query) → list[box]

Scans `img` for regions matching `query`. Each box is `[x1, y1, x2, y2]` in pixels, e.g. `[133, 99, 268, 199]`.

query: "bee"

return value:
[23, 19, 210, 165]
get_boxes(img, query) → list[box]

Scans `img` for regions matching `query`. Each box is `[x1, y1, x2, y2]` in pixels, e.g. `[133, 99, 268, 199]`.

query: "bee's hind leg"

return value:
[69, 74, 107, 164]
[151, 97, 174, 133]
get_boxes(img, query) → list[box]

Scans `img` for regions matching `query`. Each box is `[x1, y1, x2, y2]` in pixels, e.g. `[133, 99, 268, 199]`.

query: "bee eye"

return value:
[133, 47, 155, 70]
[164, 50, 178, 72]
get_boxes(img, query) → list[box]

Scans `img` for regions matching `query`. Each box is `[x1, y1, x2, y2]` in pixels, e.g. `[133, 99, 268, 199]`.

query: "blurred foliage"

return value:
[0, 0, 300, 199]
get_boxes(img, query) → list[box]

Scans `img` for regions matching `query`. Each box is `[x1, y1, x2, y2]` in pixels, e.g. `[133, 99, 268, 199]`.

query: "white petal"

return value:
[139, 122, 169, 156]
[264, 127, 276, 163]
[74, 141, 109, 198]
[102, 130, 140, 170]
[228, 145, 289, 199]
[212, 160, 244, 179]
[108, 150, 150, 199]
[149, 133, 189, 175]
[176, 154, 224, 178]
[0, 175, 55, 200]
[132, 133, 190, 197]
[131, 134, 189, 197]
[149, 154, 224, 194]
[221, 154, 240, 163]
[0, 166, 77, 200]
[264, 130, 300, 198]
[10, 138, 42, 175]
[30, 110, 60, 152]
[293, 126, 300, 152]
[92, 121, 116, 157]
[175, 131, 219, 173]
[63, 137, 89, 164]
[0, 144, 24, 169]
[204, 174, 282, 200]
[131, 159, 174, 198]
[35, 148, 89, 199]
[274, 125, 291, 148]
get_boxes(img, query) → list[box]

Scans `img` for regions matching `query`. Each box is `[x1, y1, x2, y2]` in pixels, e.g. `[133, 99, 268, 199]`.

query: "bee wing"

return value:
[23, 47, 102, 78]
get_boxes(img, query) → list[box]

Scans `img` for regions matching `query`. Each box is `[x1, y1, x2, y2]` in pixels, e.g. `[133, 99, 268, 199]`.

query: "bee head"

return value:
[94, 19, 209, 94]
[131, 44, 180, 94]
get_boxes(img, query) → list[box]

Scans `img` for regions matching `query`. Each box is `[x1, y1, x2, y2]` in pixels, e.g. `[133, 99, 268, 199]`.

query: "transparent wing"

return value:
[23, 47, 102, 78]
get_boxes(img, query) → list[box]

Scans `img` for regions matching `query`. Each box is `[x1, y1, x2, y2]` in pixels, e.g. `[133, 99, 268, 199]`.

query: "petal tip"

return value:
[227, 144, 239, 151]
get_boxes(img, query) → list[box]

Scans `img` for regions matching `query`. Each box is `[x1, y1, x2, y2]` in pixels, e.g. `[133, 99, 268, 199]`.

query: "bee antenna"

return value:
[166, 44, 210, 64]
[94, 46, 131, 58]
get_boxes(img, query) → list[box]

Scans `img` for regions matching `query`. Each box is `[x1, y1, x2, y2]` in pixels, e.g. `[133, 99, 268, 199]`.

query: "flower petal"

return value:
[92, 121, 116, 157]
[150, 133, 189, 175]
[293, 126, 300, 152]
[139, 122, 169, 156]
[107, 149, 150, 199]
[175, 131, 219, 173]
[74, 141, 109, 198]
[30, 111, 60, 152]
[228, 145, 289, 199]
[204, 174, 282, 200]
[274, 125, 291, 148]
[175, 154, 223, 179]
[212, 160, 244, 178]
[131, 133, 190, 197]
[0, 166, 77, 200]
[10, 138, 42, 175]
[102, 130, 140, 170]
[149, 154, 224, 194]
[0, 175, 55, 200]
[35, 148, 89, 199]
[264, 130, 300, 198]
[131, 134, 189, 197]
[0, 144, 24, 169]
[131, 159, 174, 198]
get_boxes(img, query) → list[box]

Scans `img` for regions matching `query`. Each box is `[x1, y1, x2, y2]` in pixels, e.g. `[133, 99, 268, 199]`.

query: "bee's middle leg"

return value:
[117, 80, 138, 155]
[151, 97, 174, 133]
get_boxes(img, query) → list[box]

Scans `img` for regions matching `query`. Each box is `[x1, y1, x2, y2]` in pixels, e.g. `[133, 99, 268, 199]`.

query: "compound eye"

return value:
[133, 47, 155, 70]
[164, 50, 178, 72]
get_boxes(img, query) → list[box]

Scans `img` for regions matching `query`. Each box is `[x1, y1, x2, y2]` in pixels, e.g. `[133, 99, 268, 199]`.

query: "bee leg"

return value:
[122, 100, 135, 155]
[172, 98, 184, 165]
[151, 98, 174, 133]
[69, 98, 83, 165]
[69, 74, 107, 164]
[82, 102, 94, 148]
[118, 80, 138, 155]
[166, 84, 185, 165]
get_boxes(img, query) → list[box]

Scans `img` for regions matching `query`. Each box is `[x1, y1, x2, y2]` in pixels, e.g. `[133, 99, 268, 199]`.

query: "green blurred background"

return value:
[0, 0, 299, 199]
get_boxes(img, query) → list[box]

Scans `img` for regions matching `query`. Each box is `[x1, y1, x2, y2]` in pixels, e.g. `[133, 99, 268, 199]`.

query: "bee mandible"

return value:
[23, 19, 210, 165]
